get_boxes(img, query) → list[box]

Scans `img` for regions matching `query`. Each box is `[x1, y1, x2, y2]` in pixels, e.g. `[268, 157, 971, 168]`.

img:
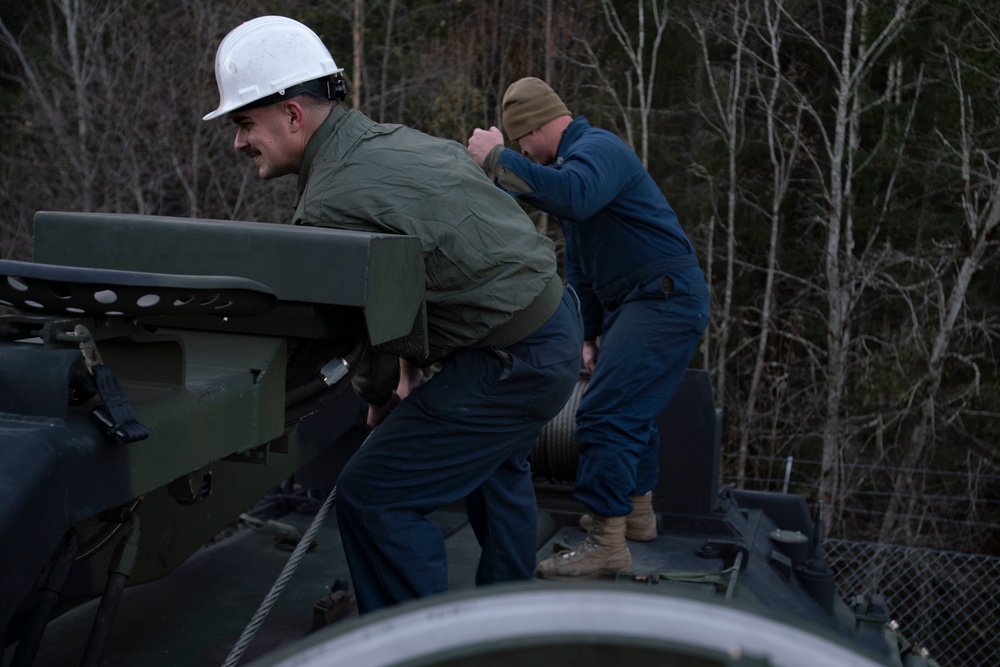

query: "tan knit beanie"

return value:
[501, 77, 571, 140]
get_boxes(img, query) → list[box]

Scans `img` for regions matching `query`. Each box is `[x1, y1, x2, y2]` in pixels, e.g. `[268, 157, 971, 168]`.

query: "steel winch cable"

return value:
[224, 349, 362, 665]
[221, 484, 338, 667]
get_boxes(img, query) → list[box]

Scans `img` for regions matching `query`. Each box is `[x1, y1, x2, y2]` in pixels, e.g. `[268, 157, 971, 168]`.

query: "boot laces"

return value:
[557, 536, 600, 560]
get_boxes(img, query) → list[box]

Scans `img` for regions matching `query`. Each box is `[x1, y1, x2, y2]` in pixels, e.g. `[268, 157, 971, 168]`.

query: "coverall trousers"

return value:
[336, 287, 582, 614]
[573, 266, 710, 517]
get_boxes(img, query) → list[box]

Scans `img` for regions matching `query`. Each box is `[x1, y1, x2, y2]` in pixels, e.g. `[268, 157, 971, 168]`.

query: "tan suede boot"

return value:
[578, 492, 657, 542]
[536, 515, 632, 580]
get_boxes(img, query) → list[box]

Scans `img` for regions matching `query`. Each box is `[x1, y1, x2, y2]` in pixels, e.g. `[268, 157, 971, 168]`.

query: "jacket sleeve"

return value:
[494, 137, 631, 221]
[482, 145, 533, 194]
[492, 141, 626, 340]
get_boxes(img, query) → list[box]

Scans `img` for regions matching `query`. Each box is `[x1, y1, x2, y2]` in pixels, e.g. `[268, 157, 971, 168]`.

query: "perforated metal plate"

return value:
[0, 260, 276, 318]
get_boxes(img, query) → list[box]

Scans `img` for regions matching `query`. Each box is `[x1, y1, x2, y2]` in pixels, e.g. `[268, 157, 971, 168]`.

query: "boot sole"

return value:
[625, 532, 657, 542]
[576, 527, 658, 542]
[535, 568, 629, 581]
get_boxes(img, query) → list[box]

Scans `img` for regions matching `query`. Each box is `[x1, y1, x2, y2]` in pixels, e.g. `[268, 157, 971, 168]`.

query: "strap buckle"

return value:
[71, 325, 150, 444]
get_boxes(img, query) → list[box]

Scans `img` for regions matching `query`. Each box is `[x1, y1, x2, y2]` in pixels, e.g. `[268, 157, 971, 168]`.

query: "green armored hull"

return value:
[0, 212, 425, 662]
[1, 213, 937, 667]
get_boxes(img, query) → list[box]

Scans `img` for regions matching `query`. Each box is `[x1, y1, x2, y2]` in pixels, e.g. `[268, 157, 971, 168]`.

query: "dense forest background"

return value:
[1, 0, 997, 556]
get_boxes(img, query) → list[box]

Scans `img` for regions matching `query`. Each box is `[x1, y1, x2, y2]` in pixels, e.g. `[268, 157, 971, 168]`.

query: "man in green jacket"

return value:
[204, 16, 582, 614]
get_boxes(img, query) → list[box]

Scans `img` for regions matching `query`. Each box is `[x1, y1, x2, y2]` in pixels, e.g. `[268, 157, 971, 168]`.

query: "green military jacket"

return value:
[293, 104, 559, 404]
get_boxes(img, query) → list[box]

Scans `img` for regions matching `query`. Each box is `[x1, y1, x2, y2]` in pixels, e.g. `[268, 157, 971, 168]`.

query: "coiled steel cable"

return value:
[531, 376, 589, 482]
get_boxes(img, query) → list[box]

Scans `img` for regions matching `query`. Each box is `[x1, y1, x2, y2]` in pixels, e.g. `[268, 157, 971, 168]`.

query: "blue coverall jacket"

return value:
[491, 116, 710, 516]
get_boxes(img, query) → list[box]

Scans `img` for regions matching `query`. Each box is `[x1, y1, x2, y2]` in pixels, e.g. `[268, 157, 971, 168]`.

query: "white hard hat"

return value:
[203, 16, 345, 121]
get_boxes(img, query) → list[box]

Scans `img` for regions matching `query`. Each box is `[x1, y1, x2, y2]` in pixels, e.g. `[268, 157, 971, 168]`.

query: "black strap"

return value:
[69, 372, 98, 405]
[89, 364, 150, 444]
[240, 76, 347, 112]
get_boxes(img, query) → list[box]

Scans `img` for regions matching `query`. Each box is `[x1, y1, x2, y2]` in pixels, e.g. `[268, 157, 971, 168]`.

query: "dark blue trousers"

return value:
[573, 267, 710, 517]
[336, 288, 582, 613]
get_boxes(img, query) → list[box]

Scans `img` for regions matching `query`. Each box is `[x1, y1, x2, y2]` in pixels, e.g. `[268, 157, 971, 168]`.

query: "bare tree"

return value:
[693, 1, 811, 487]
[376, 0, 398, 122]
[753, 0, 922, 528]
[578, 0, 670, 165]
[352, 0, 364, 109]
[876, 47, 1000, 545]
[0, 0, 296, 236]
[689, 2, 752, 482]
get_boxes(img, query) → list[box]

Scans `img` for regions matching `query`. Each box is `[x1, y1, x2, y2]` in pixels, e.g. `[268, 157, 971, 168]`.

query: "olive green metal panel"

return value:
[3, 211, 427, 639]
[0, 322, 290, 623]
[96, 329, 288, 495]
[32, 211, 424, 346]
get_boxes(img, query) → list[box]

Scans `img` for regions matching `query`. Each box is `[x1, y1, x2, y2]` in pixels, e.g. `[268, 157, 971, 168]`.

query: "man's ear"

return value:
[284, 100, 305, 132]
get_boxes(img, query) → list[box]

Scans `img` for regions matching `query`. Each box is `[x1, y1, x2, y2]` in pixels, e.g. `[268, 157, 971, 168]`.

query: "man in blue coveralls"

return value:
[468, 77, 710, 579]
[204, 21, 582, 612]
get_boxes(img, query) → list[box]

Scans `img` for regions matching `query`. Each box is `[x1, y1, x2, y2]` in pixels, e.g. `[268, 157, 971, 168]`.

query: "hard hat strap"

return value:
[240, 76, 347, 113]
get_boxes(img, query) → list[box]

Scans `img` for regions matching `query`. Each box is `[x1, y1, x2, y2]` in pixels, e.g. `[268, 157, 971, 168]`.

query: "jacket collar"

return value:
[296, 102, 348, 203]
[556, 115, 590, 165]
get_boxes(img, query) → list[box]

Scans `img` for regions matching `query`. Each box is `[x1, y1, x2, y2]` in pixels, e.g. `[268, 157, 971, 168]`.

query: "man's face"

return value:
[231, 104, 299, 179]
[517, 129, 556, 166]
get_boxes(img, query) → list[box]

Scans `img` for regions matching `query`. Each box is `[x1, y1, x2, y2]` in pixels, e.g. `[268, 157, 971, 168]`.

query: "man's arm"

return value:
[469, 125, 606, 340]
[468, 128, 534, 194]
[496, 144, 629, 221]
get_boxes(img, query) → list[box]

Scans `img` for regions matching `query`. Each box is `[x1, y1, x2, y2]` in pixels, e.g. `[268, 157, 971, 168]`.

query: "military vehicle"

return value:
[0, 212, 938, 667]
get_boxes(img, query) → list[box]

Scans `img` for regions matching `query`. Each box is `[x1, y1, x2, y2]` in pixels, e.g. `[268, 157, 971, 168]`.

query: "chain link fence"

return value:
[825, 539, 1000, 667]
